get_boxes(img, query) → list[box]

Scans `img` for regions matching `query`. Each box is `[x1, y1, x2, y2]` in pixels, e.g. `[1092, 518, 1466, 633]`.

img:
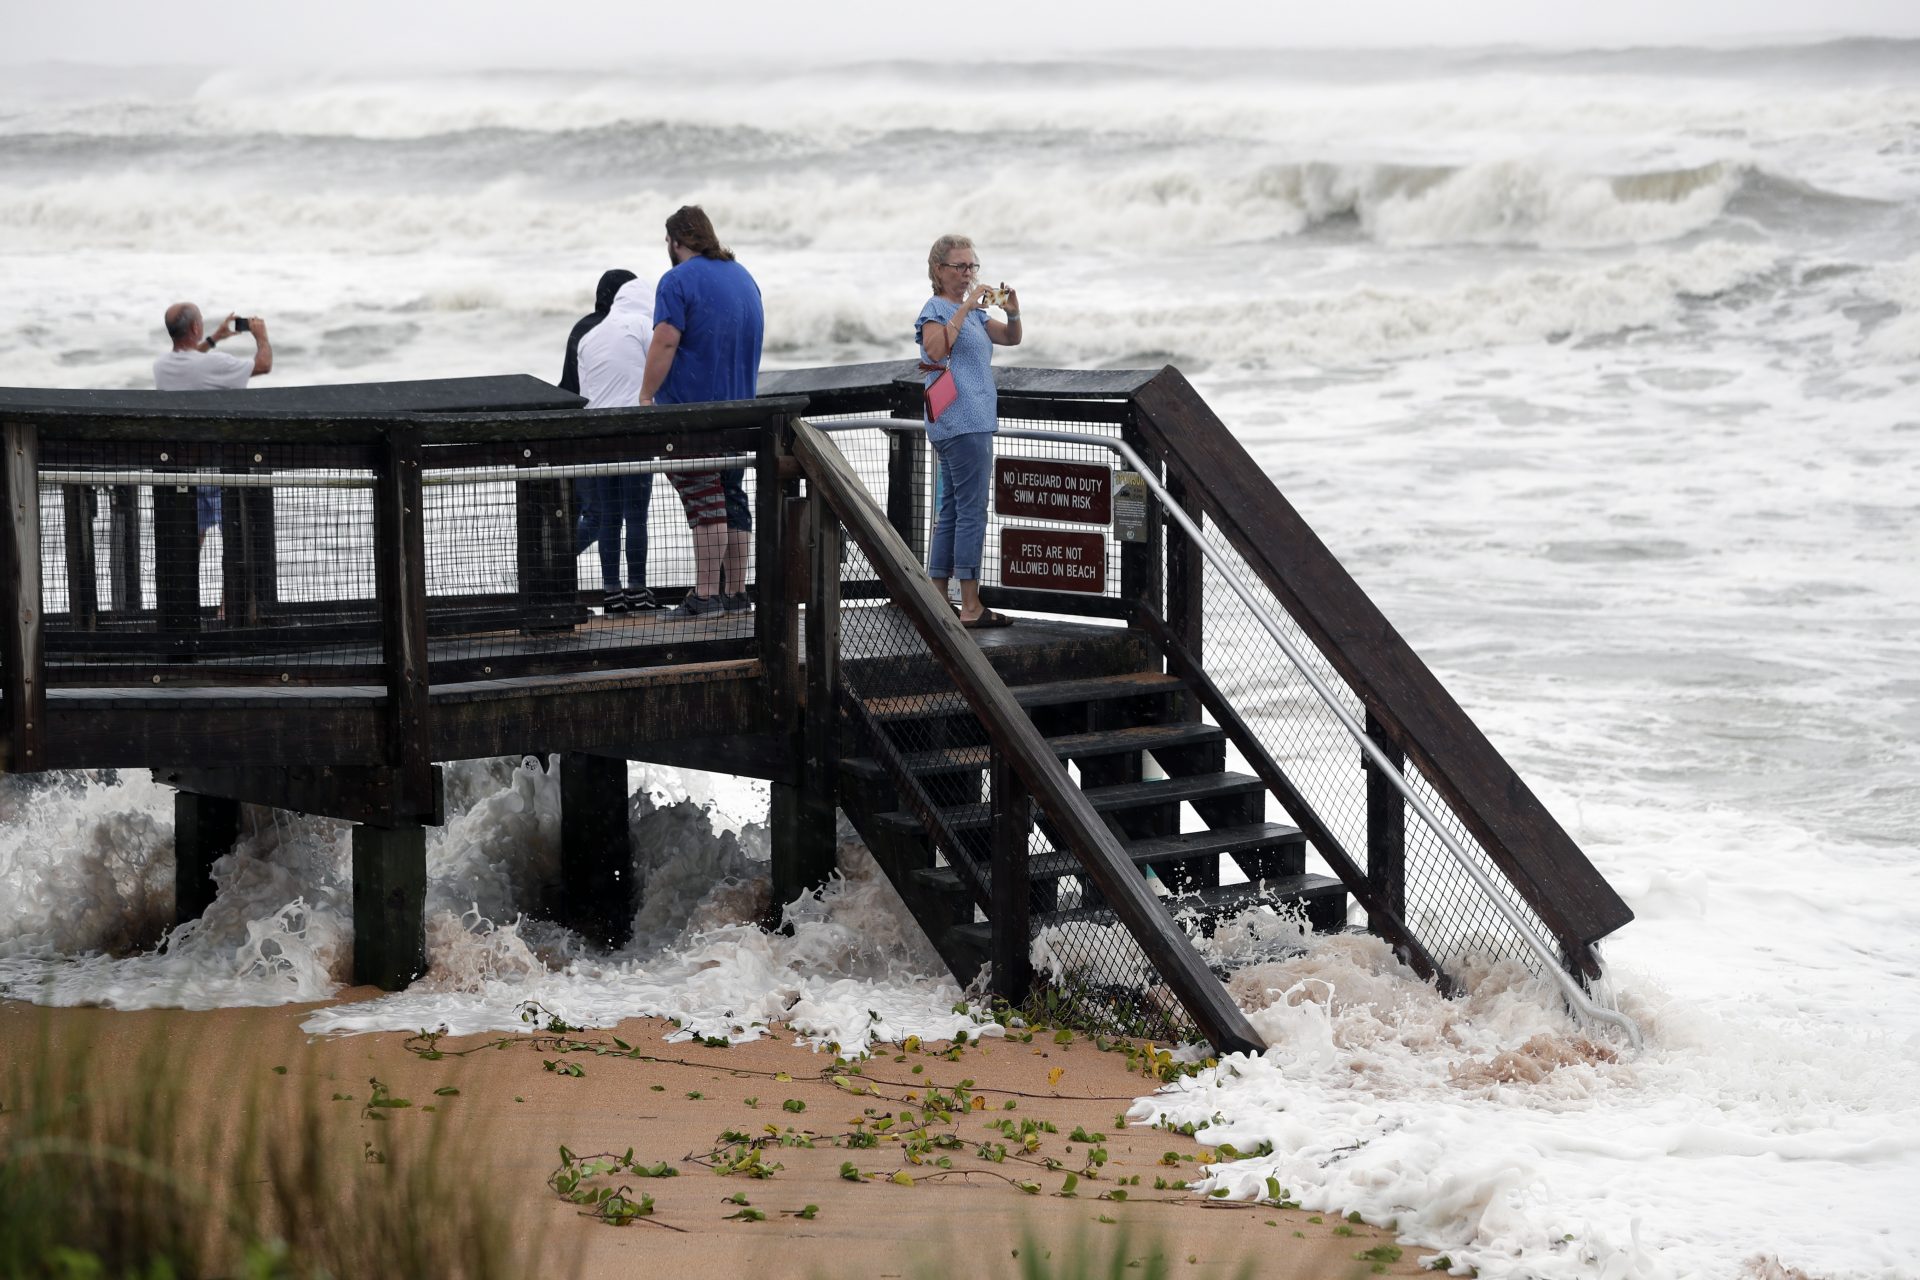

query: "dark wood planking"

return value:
[978, 585, 1131, 620]
[430, 668, 769, 763]
[843, 721, 1227, 781]
[40, 657, 768, 769]
[0, 374, 582, 420]
[859, 671, 1182, 721]
[158, 764, 447, 829]
[424, 425, 762, 470]
[44, 699, 390, 770]
[876, 770, 1265, 835]
[1131, 367, 1630, 970]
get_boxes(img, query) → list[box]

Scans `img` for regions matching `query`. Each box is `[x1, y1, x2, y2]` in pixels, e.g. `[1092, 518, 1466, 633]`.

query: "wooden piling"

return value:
[173, 791, 241, 924]
[559, 752, 635, 949]
[351, 823, 427, 991]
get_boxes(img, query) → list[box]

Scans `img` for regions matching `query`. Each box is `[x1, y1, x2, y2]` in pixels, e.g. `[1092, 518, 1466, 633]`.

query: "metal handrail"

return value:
[37, 454, 757, 491]
[824, 417, 1642, 1050]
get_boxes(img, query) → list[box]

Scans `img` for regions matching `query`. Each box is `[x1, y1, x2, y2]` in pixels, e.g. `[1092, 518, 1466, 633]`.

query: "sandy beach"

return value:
[0, 992, 1431, 1277]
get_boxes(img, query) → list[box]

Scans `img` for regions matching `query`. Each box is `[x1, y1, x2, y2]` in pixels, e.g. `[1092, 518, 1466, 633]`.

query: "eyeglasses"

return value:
[940, 261, 982, 273]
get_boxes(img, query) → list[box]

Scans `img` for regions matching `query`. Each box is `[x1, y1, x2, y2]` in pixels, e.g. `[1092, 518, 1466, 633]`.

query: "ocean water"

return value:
[2, 43, 1918, 1280]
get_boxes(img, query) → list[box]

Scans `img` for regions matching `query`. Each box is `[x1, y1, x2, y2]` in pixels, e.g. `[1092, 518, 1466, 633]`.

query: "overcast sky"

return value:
[7, 0, 1918, 66]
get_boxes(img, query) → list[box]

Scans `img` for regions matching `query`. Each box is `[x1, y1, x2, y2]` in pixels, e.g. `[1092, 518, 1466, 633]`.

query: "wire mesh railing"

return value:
[28, 430, 767, 685]
[1193, 518, 1564, 970]
[818, 381, 1634, 1045]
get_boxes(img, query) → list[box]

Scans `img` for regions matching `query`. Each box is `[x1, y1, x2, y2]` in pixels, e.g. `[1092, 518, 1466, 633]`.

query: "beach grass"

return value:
[0, 1016, 555, 1279]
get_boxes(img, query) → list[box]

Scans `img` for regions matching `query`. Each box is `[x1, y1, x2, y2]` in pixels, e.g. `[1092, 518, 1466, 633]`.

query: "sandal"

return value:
[962, 609, 1015, 629]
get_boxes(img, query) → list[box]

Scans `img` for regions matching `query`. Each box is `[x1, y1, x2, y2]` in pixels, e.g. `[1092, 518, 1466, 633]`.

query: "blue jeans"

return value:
[573, 479, 597, 556]
[721, 468, 752, 532]
[588, 473, 653, 592]
[928, 431, 994, 581]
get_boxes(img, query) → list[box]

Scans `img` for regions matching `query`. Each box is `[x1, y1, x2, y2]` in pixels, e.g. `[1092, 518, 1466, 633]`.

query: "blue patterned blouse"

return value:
[915, 295, 998, 442]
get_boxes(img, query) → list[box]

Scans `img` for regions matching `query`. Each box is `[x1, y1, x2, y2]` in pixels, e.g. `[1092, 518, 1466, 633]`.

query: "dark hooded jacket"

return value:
[559, 268, 638, 394]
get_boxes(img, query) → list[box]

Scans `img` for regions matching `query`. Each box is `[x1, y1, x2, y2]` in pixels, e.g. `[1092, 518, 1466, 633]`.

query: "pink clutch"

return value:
[925, 368, 958, 421]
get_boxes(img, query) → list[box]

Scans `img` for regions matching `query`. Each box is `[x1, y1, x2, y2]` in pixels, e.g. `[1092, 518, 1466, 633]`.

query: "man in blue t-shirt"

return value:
[639, 205, 765, 619]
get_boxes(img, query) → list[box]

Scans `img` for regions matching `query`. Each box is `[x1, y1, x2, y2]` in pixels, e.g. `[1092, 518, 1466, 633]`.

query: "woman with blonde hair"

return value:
[915, 233, 1022, 627]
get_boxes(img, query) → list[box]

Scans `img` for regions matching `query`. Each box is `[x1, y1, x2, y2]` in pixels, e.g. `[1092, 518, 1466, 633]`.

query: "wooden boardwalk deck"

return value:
[1, 367, 1635, 1049]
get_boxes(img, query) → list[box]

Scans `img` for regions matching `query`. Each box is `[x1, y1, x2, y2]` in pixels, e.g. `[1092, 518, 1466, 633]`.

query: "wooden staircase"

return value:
[836, 643, 1347, 986]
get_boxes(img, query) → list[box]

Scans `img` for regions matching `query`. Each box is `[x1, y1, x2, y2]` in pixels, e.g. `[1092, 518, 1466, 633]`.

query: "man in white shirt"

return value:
[152, 301, 273, 551]
[153, 302, 272, 391]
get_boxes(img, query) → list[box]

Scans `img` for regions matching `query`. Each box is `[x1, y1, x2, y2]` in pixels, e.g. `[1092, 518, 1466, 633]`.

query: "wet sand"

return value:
[0, 992, 1431, 1277]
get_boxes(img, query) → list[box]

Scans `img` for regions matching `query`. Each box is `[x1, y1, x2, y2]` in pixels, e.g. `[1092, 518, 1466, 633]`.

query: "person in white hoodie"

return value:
[575, 276, 656, 612]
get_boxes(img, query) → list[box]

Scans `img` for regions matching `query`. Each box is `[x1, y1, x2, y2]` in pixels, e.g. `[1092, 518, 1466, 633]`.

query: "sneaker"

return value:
[603, 590, 628, 614]
[625, 588, 658, 612]
[670, 592, 725, 619]
[721, 591, 752, 614]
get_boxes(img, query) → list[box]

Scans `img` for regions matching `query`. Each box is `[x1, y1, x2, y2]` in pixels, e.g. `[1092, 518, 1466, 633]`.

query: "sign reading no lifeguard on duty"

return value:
[993, 457, 1112, 524]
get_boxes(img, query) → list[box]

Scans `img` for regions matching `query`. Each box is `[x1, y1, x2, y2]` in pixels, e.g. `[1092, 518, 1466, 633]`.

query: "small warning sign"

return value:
[993, 457, 1112, 525]
[1112, 470, 1149, 544]
[999, 528, 1107, 594]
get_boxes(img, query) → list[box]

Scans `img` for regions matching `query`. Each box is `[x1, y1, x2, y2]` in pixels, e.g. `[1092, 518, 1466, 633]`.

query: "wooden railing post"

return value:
[107, 485, 141, 614]
[989, 752, 1032, 1002]
[770, 466, 841, 907]
[886, 428, 928, 561]
[152, 461, 200, 639]
[1, 422, 46, 772]
[373, 426, 433, 817]
[756, 416, 794, 690]
[515, 445, 575, 630]
[1163, 464, 1205, 689]
[1365, 711, 1408, 923]
[222, 455, 279, 629]
[61, 484, 98, 631]
[1118, 413, 1163, 620]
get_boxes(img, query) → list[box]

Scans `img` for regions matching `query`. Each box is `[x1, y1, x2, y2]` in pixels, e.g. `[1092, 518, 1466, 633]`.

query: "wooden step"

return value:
[859, 671, 1184, 723]
[874, 770, 1267, 836]
[913, 822, 1304, 891]
[943, 874, 1348, 956]
[1147, 876, 1349, 935]
[842, 720, 1225, 783]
